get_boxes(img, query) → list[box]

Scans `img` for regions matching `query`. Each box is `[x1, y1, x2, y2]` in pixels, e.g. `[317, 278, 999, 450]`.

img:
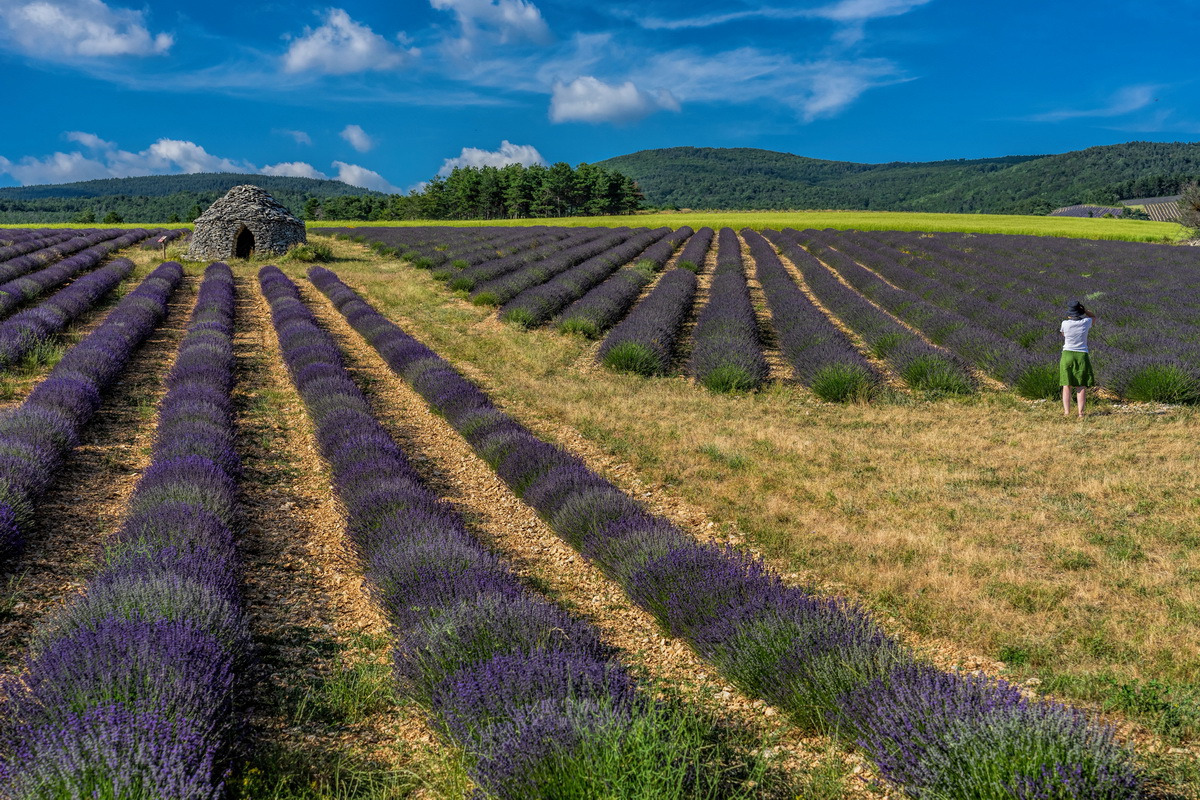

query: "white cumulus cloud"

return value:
[332, 161, 401, 192]
[549, 76, 679, 124]
[340, 124, 375, 153]
[282, 8, 415, 75]
[437, 140, 545, 175]
[260, 161, 329, 179]
[0, 0, 172, 58]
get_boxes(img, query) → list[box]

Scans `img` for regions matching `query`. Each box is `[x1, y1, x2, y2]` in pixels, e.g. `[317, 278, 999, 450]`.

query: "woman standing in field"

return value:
[1061, 299, 1096, 417]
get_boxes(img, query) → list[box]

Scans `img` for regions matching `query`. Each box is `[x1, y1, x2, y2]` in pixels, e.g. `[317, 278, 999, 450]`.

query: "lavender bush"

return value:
[674, 226, 714, 272]
[311, 266, 1145, 800]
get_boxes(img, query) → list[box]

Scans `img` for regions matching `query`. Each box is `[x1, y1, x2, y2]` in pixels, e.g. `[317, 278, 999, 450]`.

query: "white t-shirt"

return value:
[1061, 317, 1092, 352]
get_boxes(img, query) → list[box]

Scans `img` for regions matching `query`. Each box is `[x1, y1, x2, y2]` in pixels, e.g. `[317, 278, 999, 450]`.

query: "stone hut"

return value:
[187, 185, 306, 260]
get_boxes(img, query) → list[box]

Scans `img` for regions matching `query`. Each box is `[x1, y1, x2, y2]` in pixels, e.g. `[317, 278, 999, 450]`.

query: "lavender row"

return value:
[0, 257, 134, 367]
[141, 228, 190, 249]
[451, 227, 610, 291]
[0, 231, 77, 264]
[0, 230, 151, 318]
[0, 228, 138, 285]
[499, 227, 677, 328]
[281, 266, 759, 798]
[0, 260, 183, 561]
[557, 227, 702, 339]
[688, 228, 767, 392]
[598, 267, 698, 375]
[471, 228, 637, 306]
[674, 226, 714, 271]
[313, 270, 1144, 800]
[1, 263, 244, 799]
[740, 230, 878, 401]
[806, 230, 1052, 392]
[768, 229, 976, 394]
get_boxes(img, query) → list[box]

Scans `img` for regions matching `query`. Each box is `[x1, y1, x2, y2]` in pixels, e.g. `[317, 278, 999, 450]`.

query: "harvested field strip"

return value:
[0, 269, 197, 669]
[300, 277, 860, 797]
[267, 265, 790, 798]
[311, 266, 1146, 799]
[233, 275, 454, 799]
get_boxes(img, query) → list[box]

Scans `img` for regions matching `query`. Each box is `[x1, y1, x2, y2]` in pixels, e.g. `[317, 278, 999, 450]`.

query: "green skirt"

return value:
[1060, 350, 1095, 387]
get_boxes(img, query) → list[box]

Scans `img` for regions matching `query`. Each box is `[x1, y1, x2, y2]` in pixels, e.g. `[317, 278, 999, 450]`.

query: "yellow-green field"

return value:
[307, 211, 1188, 242]
[5, 210, 1188, 242]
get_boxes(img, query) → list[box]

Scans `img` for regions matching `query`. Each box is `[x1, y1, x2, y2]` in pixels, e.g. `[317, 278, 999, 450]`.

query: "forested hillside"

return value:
[597, 142, 1200, 214]
[0, 174, 381, 224]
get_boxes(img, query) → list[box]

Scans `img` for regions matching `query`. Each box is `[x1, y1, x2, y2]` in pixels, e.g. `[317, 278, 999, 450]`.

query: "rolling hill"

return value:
[596, 142, 1200, 214]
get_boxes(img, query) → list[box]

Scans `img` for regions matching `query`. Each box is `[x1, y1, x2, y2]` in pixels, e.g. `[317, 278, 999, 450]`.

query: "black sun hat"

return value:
[1066, 299, 1087, 319]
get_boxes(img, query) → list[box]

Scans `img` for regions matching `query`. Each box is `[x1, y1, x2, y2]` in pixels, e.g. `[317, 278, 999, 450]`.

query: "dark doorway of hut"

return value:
[235, 227, 255, 259]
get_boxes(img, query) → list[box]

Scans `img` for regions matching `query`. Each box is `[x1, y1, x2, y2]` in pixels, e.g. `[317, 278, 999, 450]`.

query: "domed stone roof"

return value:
[186, 184, 306, 260]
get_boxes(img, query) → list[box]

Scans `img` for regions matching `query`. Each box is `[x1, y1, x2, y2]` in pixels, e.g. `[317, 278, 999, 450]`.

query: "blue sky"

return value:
[1, 0, 1198, 192]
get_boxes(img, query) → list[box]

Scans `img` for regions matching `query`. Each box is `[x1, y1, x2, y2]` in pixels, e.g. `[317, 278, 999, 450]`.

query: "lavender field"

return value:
[0, 223, 1196, 798]
[326, 223, 1200, 404]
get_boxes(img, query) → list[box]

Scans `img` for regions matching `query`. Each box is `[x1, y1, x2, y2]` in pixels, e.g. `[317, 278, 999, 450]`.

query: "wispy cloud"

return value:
[1025, 85, 1162, 123]
[627, 48, 905, 121]
[0, 0, 172, 59]
[282, 8, 416, 75]
[276, 129, 314, 146]
[437, 140, 545, 175]
[633, 0, 931, 30]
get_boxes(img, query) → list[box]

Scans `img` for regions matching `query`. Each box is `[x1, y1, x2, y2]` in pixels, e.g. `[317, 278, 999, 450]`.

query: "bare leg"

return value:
[1076, 387, 1086, 417]
[1062, 385, 1072, 415]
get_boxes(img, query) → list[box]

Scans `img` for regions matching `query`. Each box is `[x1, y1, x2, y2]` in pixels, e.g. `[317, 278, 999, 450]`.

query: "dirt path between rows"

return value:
[0, 274, 199, 671]
[298, 279, 891, 798]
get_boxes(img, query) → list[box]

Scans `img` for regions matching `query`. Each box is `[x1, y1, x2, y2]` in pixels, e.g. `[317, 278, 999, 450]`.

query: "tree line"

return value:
[306, 162, 642, 221]
[0, 163, 642, 224]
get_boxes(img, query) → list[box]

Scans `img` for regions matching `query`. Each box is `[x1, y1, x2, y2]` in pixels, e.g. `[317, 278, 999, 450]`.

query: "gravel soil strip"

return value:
[739, 231, 793, 383]
[300, 280, 894, 798]
[232, 275, 462, 798]
[671, 234, 718, 372]
[0, 274, 199, 671]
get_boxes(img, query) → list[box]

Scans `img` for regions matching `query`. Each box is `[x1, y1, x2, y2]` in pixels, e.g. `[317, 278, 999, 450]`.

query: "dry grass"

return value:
[295, 236, 1200, 714]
